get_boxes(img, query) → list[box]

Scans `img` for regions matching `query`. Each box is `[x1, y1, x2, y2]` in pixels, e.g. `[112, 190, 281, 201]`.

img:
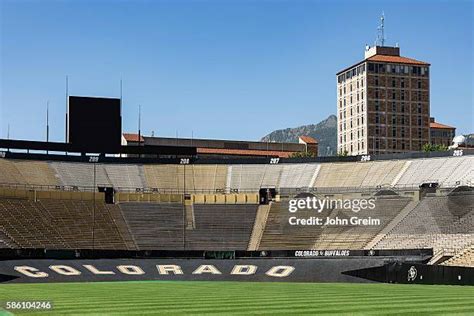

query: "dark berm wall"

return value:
[1, 259, 472, 285]
[0, 258, 390, 284]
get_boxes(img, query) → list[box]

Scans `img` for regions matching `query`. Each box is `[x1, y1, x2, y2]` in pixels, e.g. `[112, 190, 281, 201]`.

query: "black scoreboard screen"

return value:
[68, 96, 122, 152]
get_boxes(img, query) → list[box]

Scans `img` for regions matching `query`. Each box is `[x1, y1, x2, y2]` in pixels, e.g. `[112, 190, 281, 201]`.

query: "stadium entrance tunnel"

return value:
[0, 258, 398, 284]
[259, 188, 277, 205]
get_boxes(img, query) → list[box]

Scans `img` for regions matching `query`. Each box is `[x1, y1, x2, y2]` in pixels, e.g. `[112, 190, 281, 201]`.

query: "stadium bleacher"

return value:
[119, 202, 184, 250]
[0, 197, 133, 249]
[186, 204, 257, 250]
[372, 193, 474, 256]
[441, 245, 474, 267]
[0, 155, 473, 264]
[51, 162, 111, 188]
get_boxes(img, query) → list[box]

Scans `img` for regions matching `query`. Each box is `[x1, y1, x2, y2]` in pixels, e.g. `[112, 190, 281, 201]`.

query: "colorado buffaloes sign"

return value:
[0, 258, 385, 283]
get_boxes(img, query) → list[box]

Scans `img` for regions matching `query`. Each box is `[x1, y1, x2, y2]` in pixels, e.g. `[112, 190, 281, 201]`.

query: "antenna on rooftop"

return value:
[376, 12, 385, 46]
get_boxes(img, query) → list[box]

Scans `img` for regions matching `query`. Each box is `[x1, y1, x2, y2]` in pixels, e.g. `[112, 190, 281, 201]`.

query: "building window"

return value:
[392, 127, 397, 137]
[401, 103, 405, 113]
[401, 79, 405, 88]
[392, 78, 396, 87]
[392, 102, 396, 112]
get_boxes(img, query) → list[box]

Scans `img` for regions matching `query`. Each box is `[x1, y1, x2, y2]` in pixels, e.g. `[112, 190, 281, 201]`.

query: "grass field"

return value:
[0, 281, 473, 315]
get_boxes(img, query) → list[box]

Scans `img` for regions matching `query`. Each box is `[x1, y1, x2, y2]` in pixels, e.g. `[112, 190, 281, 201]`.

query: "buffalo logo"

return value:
[407, 266, 417, 282]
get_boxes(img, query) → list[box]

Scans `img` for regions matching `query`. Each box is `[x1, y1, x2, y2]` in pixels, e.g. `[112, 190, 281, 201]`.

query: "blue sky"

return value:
[0, 0, 472, 142]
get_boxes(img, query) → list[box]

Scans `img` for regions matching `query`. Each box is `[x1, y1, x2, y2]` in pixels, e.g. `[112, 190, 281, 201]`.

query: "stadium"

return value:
[0, 131, 473, 313]
[1, 1, 474, 315]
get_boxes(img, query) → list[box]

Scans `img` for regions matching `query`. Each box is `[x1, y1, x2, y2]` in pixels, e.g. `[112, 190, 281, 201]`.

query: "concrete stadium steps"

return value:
[279, 164, 320, 188]
[104, 164, 146, 189]
[0, 159, 26, 184]
[13, 160, 59, 186]
[0, 197, 132, 249]
[361, 160, 406, 187]
[247, 203, 272, 250]
[313, 160, 405, 188]
[227, 163, 321, 190]
[186, 165, 227, 192]
[50, 162, 111, 188]
[144, 165, 227, 192]
[441, 245, 474, 267]
[0, 228, 19, 249]
[313, 197, 412, 250]
[258, 201, 324, 250]
[144, 165, 180, 190]
[228, 165, 268, 191]
[186, 204, 257, 250]
[373, 195, 474, 254]
[395, 156, 474, 188]
[0, 198, 70, 248]
[119, 202, 185, 250]
[38, 199, 131, 250]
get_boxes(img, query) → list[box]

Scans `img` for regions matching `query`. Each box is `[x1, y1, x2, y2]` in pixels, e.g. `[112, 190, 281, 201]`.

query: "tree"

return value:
[422, 143, 449, 152]
[288, 151, 317, 158]
[337, 150, 349, 157]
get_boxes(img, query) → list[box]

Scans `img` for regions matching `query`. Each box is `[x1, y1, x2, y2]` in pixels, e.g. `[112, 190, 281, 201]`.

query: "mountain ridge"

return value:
[260, 115, 337, 156]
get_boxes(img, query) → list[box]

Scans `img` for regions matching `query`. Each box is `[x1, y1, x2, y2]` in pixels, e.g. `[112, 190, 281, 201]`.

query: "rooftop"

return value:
[367, 54, 430, 66]
[122, 133, 144, 142]
[430, 122, 456, 130]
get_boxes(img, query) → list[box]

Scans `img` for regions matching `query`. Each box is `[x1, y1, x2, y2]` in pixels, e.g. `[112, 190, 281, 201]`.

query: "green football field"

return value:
[0, 281, 473, 315]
